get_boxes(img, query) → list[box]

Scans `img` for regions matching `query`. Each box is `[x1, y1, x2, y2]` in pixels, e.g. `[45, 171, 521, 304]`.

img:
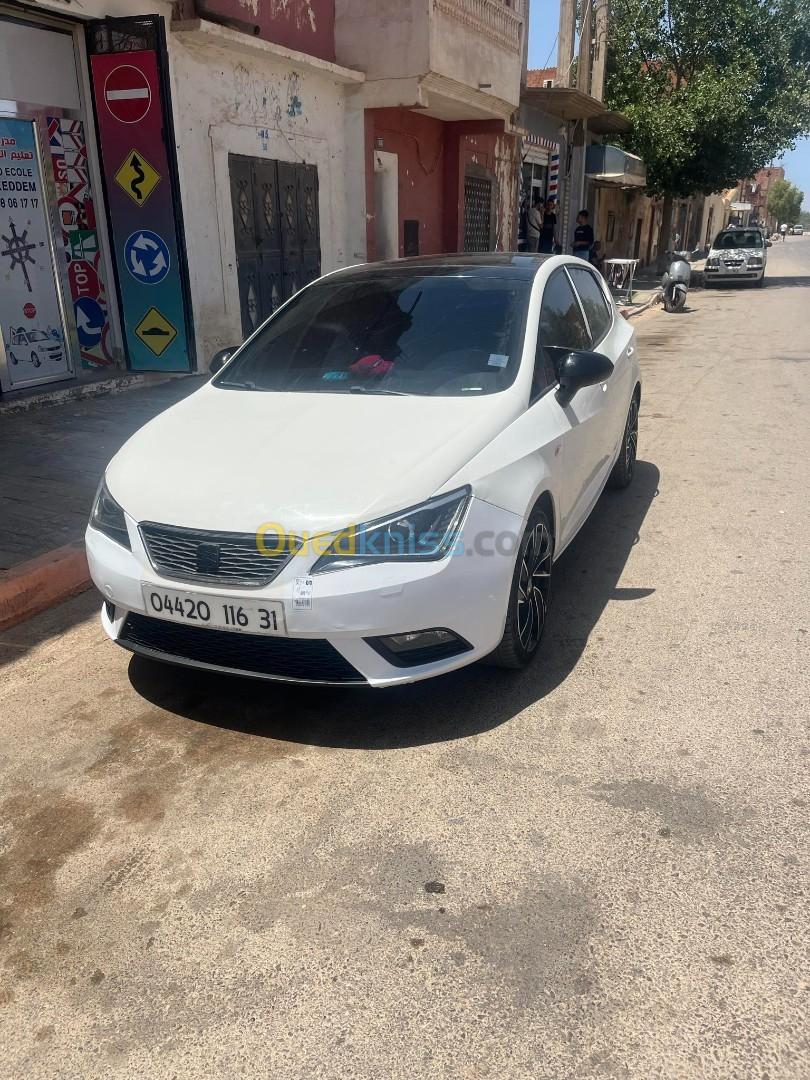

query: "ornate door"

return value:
[229, 156, 319, 339]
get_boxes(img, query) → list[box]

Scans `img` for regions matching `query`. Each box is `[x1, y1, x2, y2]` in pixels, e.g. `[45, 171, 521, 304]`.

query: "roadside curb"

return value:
[0, 541, 92, 632]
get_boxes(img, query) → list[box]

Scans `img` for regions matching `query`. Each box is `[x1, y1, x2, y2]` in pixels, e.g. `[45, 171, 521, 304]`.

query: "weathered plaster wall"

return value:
[367, 108, 445, 258]
[431, 4, 522, 109]
[177, 0, 336, 62]
[168, 35, 352, 357]
[334, 0, 429, 81]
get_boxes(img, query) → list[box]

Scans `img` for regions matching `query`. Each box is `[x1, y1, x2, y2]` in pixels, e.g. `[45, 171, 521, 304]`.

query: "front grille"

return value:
[723, 259, 744, 267]
[139, 522, 300, 587]
[120, 613, 365, 684]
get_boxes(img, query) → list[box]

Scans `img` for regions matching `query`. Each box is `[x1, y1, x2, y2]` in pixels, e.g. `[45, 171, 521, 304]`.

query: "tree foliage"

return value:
[605, 0, 810, 197]
[767, 179, 805, 225]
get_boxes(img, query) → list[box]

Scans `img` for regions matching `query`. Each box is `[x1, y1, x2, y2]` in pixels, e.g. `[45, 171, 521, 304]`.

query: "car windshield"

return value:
[28, 330, 49, 341]
[713, 230, 763, 250]
[214, 269, 531, 396]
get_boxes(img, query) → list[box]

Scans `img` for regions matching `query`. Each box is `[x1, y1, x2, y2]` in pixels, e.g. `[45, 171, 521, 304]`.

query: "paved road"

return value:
[2, 240, 808, 1080]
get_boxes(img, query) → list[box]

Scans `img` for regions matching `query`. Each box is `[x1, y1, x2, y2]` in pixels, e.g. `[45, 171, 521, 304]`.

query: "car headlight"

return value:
[90, 478, 131, 549]
[706, 255, 719, 267]
[311, 487, 470, 574]
[748, 256, 763, 265]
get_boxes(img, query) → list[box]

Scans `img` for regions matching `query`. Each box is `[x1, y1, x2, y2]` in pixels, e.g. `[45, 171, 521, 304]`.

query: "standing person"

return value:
[539, 196, 557, 253]
[572, 209, 595, 260]
[780, 222, 788, 241]
[527, 196, 544, 253]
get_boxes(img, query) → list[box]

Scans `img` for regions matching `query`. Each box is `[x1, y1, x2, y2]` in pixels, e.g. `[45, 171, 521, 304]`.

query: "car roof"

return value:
[329, 253, 554, 283]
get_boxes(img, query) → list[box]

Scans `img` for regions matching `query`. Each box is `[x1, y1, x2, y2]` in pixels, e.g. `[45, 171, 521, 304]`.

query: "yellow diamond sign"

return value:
[114, 149, 161, 206]
[135, 307, 178, 357]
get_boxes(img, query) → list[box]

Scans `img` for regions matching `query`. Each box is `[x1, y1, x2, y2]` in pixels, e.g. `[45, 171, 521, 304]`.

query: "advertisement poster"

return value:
[47, 116, 113, 369]
[0, 117, 70, 391]
[89, 51, 191, 372]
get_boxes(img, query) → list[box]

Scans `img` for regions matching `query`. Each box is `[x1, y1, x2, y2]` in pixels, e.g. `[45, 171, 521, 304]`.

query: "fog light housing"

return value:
[365, 628, 472, 667]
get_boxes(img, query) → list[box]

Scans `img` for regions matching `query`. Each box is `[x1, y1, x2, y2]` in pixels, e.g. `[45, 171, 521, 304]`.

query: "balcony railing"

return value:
[433, 0, 523, 53]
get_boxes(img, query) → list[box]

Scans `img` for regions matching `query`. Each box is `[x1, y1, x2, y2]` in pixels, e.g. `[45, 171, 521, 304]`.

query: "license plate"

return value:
[141, 585, 286, 635]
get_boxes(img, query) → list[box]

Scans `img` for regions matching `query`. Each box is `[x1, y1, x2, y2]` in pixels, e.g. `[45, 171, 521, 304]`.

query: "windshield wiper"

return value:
[347, 385, 408, 396]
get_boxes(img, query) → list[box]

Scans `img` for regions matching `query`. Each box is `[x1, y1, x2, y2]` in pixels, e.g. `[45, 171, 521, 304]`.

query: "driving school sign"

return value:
[90, 49, 191, 372]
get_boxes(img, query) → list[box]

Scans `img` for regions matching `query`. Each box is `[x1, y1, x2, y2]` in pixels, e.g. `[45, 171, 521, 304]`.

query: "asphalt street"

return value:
[1, 239, 808, 1079]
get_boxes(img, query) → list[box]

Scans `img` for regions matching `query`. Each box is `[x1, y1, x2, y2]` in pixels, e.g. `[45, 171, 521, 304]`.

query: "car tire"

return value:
[608, 393, 639, 490]
[9, 351, 17, 365]
[489, 507, 553, 670]
[31, 351, 41, 368]
[755, 276, 765, 288]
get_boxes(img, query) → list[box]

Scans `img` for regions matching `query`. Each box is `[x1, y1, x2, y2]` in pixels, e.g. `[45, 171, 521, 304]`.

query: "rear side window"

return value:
[568, 267, 613, 346]
[538, 270, 590, 352]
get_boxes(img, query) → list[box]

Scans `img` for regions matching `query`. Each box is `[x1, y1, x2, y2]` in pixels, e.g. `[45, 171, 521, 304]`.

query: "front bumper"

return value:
[86, 496, 522, 688]
[704, 265, 764, 282]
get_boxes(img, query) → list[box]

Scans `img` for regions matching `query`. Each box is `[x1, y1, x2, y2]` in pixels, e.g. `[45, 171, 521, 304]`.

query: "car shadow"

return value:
[128, 460, 660, 749]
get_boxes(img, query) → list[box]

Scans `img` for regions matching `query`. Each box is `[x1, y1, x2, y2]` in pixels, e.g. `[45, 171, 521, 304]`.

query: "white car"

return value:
[704, 227, 767, 286]
[86, 255, 641, 688]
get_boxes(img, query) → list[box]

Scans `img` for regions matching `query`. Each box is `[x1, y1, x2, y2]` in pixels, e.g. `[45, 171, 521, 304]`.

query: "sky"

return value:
[526, 4, 810, 208]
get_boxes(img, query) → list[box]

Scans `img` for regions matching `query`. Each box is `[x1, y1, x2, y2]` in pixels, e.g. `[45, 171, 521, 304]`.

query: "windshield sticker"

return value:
[322, 370, 349, 381]
[488, 354, 509, 368]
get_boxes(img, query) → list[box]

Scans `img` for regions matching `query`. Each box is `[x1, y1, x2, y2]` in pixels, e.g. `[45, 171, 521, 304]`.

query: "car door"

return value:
[536, 268, 612, 548]
[567, 265, 634, 466]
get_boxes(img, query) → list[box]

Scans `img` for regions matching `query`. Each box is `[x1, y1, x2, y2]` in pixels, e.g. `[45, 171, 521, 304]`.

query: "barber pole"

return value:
[548, 148, 559, 199]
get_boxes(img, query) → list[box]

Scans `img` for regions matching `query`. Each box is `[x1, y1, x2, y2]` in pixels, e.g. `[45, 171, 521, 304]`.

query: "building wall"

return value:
[335, 0, 522, 109]
[367, 108, 445, 259]
[334, 0, 429, 81]
[175, 0, 336, 62]
[168, 32, 352, 359]
[365, 111, 517, 258]
[430, 0, 523, 108]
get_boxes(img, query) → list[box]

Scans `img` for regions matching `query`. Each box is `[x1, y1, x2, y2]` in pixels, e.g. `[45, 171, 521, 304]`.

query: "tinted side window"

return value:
[539, 271, 590, 352]
[568, 267, 612, 346]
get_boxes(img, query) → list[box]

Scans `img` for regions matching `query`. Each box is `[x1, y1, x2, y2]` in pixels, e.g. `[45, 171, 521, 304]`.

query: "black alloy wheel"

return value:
[609, 394, 639, 489]
[489, 508, 553, 669]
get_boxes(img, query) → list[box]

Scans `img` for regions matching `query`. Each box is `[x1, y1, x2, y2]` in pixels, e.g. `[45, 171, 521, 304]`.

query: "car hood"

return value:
[106, 384, 523, 535]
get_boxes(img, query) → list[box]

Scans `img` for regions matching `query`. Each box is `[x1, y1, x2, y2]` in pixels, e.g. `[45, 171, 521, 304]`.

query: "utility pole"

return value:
[557, 0, 577, 88]
[577, 0, 593, 96]
[590, 0, 610, 102]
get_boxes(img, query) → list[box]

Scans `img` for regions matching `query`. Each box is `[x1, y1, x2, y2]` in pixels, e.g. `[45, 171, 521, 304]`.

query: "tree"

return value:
[605, 0, 810, 252]
[768, 179, 805, 226]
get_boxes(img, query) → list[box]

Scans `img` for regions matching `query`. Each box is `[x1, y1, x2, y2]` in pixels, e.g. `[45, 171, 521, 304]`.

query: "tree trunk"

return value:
[657, 195, 674, 271]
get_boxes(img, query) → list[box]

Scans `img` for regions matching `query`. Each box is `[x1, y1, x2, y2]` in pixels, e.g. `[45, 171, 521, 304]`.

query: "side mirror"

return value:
[209, 346, 237, 374]
[555, 349, 614, 399]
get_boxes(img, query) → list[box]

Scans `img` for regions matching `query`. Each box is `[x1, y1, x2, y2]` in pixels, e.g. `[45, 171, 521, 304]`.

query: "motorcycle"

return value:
[662, 252, 691, 312]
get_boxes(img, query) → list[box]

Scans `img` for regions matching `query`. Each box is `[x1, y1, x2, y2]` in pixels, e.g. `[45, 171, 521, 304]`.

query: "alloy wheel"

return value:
[625, 398, 639, 478]
[516, 520, 552, 653]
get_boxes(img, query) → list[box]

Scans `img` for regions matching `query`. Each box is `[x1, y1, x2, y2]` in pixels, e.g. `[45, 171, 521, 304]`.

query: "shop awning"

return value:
[585, 144, 646, 187]
[521, 86, 630, 131]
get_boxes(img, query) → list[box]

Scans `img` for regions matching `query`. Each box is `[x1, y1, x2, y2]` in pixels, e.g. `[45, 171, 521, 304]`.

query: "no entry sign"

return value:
[103, 65, 152, 124]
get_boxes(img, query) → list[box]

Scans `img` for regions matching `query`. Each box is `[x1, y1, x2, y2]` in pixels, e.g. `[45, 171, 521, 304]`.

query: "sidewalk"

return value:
[0, 377, 204, 627]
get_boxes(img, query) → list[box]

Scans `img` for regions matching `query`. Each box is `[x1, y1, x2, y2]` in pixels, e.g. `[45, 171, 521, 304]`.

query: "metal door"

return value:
[463, 172, 493, 252]
[229, 156, 319, 339]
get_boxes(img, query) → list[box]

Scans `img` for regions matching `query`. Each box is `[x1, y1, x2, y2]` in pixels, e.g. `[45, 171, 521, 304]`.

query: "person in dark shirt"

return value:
[538, 197, 557, 253]
[572, 209, 595, 260]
